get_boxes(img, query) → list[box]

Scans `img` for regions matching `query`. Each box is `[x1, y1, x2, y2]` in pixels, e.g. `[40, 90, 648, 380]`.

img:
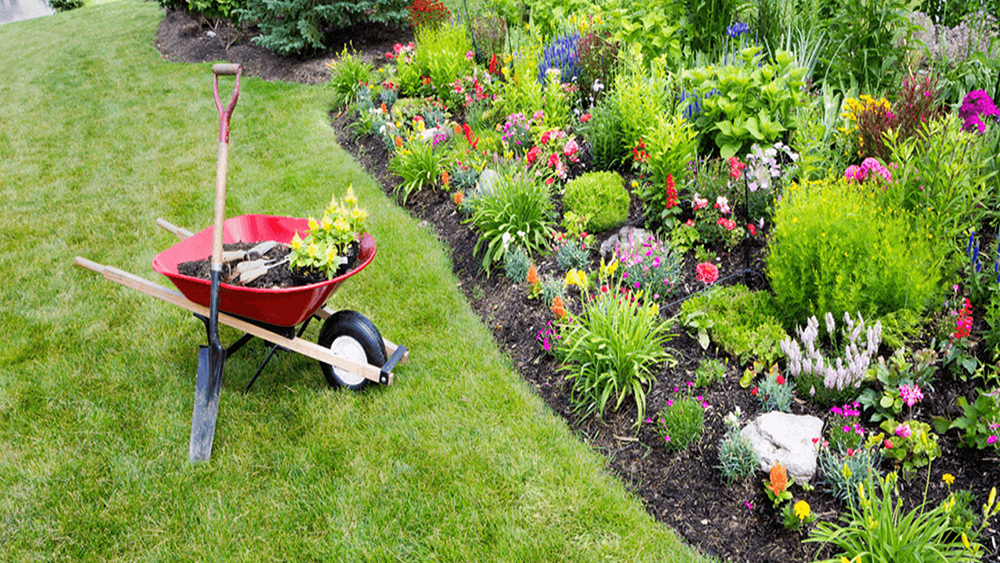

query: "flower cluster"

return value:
[384, 41, 415, 62]
[538, 32, 581, 85]
[289, 186, 369, 279]
[841, 94, 894, 159]
[959, 89, 999, 134]
[407, 0, 450, 29]
[898, 384, 924, 407]
[828, 402, 866, 453]
[613, 232, 682, 302]
[780, 312, 882, 392]
[500, 112, 532, 153]
[844, 157, 892, 183]
[951, 296, 973, 342]
[726, 21, 749, 38]
[526, 129, 579, 182]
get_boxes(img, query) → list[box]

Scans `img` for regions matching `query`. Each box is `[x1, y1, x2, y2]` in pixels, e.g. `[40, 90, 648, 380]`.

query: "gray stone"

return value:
[599, 226, 654, 259]
[475, 169, 500, 198]
[741, 411, 824, 483]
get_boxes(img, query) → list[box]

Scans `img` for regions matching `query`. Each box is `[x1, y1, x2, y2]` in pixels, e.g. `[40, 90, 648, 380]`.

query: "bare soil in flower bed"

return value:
[156, 12, 1000, 562]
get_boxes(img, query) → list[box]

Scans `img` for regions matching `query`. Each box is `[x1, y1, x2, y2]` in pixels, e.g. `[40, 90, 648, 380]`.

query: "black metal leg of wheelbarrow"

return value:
[243, 317, 313, 392]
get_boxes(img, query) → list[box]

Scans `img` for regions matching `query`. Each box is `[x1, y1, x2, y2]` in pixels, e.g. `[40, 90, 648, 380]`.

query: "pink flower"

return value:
[696, 262, 719, 284]
[847, 448, 854, 456]
[895, 424, 912, 438]
[532, 110, 545, 122]
[385, 52, 394, 60]
[685, 219, 695, 227]
[776, 375, 786, 385]
[465, 50, 474, 60]
[540, 130, 551, 144]
[580, 113, 591, 123]
[714, 196, 731, 215]
[692, 193, 709, 211]
[563, 139, 579, 158]
[988, 435, 998, 445]
[548, 153, 561, 168]
[717, 217, 736, 230]
[898, 384, 924, 407]
[845, 165, 862, 182]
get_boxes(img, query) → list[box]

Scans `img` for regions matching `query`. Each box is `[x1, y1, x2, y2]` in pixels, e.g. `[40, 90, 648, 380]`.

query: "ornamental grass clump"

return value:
[717, 408, 758, 484]
[553, 281, 676, 427]
[652, 382, 706, 452]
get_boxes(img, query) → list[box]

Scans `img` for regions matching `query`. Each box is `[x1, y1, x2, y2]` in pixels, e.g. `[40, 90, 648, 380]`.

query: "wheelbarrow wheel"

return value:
[317, 310, 386, 390]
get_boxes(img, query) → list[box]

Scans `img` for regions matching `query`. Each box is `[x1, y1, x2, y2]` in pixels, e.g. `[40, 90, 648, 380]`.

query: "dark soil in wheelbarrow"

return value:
[155, 11, 1000, 563]
[177, 241, 358, 289]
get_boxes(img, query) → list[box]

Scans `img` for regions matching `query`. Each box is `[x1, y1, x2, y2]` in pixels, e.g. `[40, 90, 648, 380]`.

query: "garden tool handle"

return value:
[210, 64, 241, 269]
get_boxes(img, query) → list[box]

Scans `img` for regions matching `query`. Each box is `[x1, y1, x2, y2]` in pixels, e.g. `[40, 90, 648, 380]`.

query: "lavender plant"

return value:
[781, 312, 882, 405]
[537, 32, 581, 85]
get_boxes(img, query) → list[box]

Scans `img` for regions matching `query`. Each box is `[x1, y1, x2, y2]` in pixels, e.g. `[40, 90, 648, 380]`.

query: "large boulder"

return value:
[741, 411, 824, 483]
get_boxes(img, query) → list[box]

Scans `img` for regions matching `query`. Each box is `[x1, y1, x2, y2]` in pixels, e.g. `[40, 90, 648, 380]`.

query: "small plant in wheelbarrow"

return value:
[289, 185, 370, 279]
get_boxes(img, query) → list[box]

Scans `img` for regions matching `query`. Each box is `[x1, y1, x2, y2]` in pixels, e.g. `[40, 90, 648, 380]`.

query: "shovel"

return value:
[190, 62, 241, 463]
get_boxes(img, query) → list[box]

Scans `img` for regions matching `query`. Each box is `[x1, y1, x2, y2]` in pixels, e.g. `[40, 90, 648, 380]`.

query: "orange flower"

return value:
[454, 124, 463, 135]
[394, 136, 403, 148]
[452, 190, 464, 205]
[442, 170, 450, 187]
[551, 296, 566, 319]
[769, 462, 788, 496]
[526, 263, 540, 286]
[380, 102, 387, 114]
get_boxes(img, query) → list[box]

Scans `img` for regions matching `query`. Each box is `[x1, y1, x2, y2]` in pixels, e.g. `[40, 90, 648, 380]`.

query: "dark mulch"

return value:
[155, 11, 1000, 562]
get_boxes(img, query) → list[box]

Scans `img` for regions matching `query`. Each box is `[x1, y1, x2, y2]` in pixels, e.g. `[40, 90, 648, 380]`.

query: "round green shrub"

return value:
[562, 171, 629, 233]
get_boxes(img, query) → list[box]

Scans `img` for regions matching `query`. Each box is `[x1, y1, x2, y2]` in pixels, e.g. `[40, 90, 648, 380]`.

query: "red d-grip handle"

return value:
[213, 64, 242, 144]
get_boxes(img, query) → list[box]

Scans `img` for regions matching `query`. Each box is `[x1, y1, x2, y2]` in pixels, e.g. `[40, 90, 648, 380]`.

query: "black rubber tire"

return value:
[317, 310, 387, 390]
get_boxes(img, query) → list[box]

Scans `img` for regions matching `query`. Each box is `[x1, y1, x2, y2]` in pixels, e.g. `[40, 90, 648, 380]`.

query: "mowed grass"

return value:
[0, 3, 713, 561]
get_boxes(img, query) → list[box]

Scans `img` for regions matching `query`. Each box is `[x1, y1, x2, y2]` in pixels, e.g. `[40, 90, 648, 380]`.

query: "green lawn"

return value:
[0, 3, 713, 561]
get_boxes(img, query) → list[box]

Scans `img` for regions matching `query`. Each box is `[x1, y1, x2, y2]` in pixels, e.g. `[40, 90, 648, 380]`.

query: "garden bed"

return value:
[156, 11, 1000, 562]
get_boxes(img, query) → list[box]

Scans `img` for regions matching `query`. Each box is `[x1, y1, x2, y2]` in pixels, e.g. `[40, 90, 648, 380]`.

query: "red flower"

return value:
[776, 375, 786, 385]
[751, 387, 758, 396]
[526, 146, 542, 165]
[811, 437, 819, 444]
[488, 53, 498, 76]
[847, 448, 854, 456]
[696, 262, 719, 284]
[685, 219, 695, 227]
[884, 439, 893, 449]
[748, 224, 756, 236]
[385, 52, 394, 60]
[728, 156, 746, 180]
[581, 113, 591, 123]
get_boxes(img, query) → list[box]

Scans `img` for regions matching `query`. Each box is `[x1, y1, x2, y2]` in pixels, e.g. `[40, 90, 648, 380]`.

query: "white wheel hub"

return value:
[329, 335, 367, 387]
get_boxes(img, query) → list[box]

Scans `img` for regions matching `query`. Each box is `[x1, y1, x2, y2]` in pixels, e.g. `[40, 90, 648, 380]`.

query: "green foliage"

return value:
[554, 287, 676, 427]
[577, 30, 618, 95]
[554, 239, 590, 272]
[468, 13, 506, 64]
[825, 402, 866, 454]
[464, 169, 556, 276]
[494, 46, 544, 119]
[641, 114, 697, 188]
[238, 0, 409, 56]
[609, 46, 671, 151]
[882, 114, 999, 273]
[503, 245, 531, 282]
[49, 0, 85, 11]
[878, 419, 941, 478]
[857, 348, 938, 424]
[817, 0, 915, 94]
[412, 22, 473, 107]
[389, 136, 449, 204]
[653, 393, 705, 453]
[580, 97, 627, 170]
[694, 358, 726, 388]
[604, 0, 683, 66]
[679, 285, 788, 366]
[934, 389, 1000, 451]
[767, 178, 943, 330]
[682, 0, 740, 55]
[716, 410, 758, 484]
[806, 470, 990, 562]
[540, 273, 566, 304]
[683, 46, 808, 159]
[328, 49, 374, 109]
[816, 441, 882, 505]
[562, 171, 629, 233]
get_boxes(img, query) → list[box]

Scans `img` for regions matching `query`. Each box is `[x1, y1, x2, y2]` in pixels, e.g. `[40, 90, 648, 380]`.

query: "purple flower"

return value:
[959, 90, 1000, 134]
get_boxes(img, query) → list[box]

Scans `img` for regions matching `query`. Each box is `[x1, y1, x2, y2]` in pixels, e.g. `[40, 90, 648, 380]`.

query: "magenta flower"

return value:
[895, 424, 912, 438]
[898, 384, 924, 407]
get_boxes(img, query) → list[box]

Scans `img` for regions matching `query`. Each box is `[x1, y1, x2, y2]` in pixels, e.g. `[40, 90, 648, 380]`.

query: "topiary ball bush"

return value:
[563, 171, 629, 233]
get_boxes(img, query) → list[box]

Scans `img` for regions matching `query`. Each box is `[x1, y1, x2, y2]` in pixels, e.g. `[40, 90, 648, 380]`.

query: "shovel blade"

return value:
[190, 344, 226, 462]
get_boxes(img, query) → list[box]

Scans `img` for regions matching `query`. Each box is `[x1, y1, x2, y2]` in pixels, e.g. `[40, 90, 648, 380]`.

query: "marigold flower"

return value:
[943, 473, 955, 486]
[551, 296, 566, 319]
[768, 462, 788, 495]
[793, 500, 811, 520]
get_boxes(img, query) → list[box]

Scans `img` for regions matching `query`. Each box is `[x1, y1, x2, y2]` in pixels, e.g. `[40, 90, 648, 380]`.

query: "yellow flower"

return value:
[599, 258, 618, 279]
[793, 500, 810, 521]
[308, 216, 318, 232]
[307, 242, 318, 258]
[565, 269, 588, 289]
[334, 217, 351, 233]
[344, 185, 358, 206]
[962, 532, 971, 551]
[942, 473, 955, 486]
[322, 216, 333, 231]
[290, 231, 303, 251]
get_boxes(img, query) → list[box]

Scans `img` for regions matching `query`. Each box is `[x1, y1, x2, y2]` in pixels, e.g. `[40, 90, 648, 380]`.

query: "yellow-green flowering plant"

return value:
[289, 185, 369, 279]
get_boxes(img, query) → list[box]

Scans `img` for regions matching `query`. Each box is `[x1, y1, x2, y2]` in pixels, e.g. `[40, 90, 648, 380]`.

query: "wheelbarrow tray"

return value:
[151, 214, 376, 327]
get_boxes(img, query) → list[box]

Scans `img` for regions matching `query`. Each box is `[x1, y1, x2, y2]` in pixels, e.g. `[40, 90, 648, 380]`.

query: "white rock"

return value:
[599, 226, 654, 258]
[475, 169, 499, 197]
[741, 411, 824, 483]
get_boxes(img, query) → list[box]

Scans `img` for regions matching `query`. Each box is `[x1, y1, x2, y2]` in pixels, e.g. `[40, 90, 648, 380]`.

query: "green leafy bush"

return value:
[554, 287, 676, 426]
[817, 0, 915, 93]
[640, 114, 697, 188]
[50, 0, 85, 11]
[580, 98, 627, 170]
[604, 0, 682, 67]
[767, 178, 942, 330]
[934, 388, 1000, 451]
[562, 171, 629, 233]
[877, 419, 941, 478]
[411, 22, 473, 107]
[652, 387, 705, 452]
[609, 46, 671, 151]
[695, 358, 726, 389]
[464, 168, 556, 276]
[683, 46, 808, 158]
[238, 0, 409, 56]
[816, 440, 882, 505]
[679, 285, 788, 366]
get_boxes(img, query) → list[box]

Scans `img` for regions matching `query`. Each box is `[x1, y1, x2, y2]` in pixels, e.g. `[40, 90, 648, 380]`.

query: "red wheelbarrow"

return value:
[75, 64, 407, 462]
